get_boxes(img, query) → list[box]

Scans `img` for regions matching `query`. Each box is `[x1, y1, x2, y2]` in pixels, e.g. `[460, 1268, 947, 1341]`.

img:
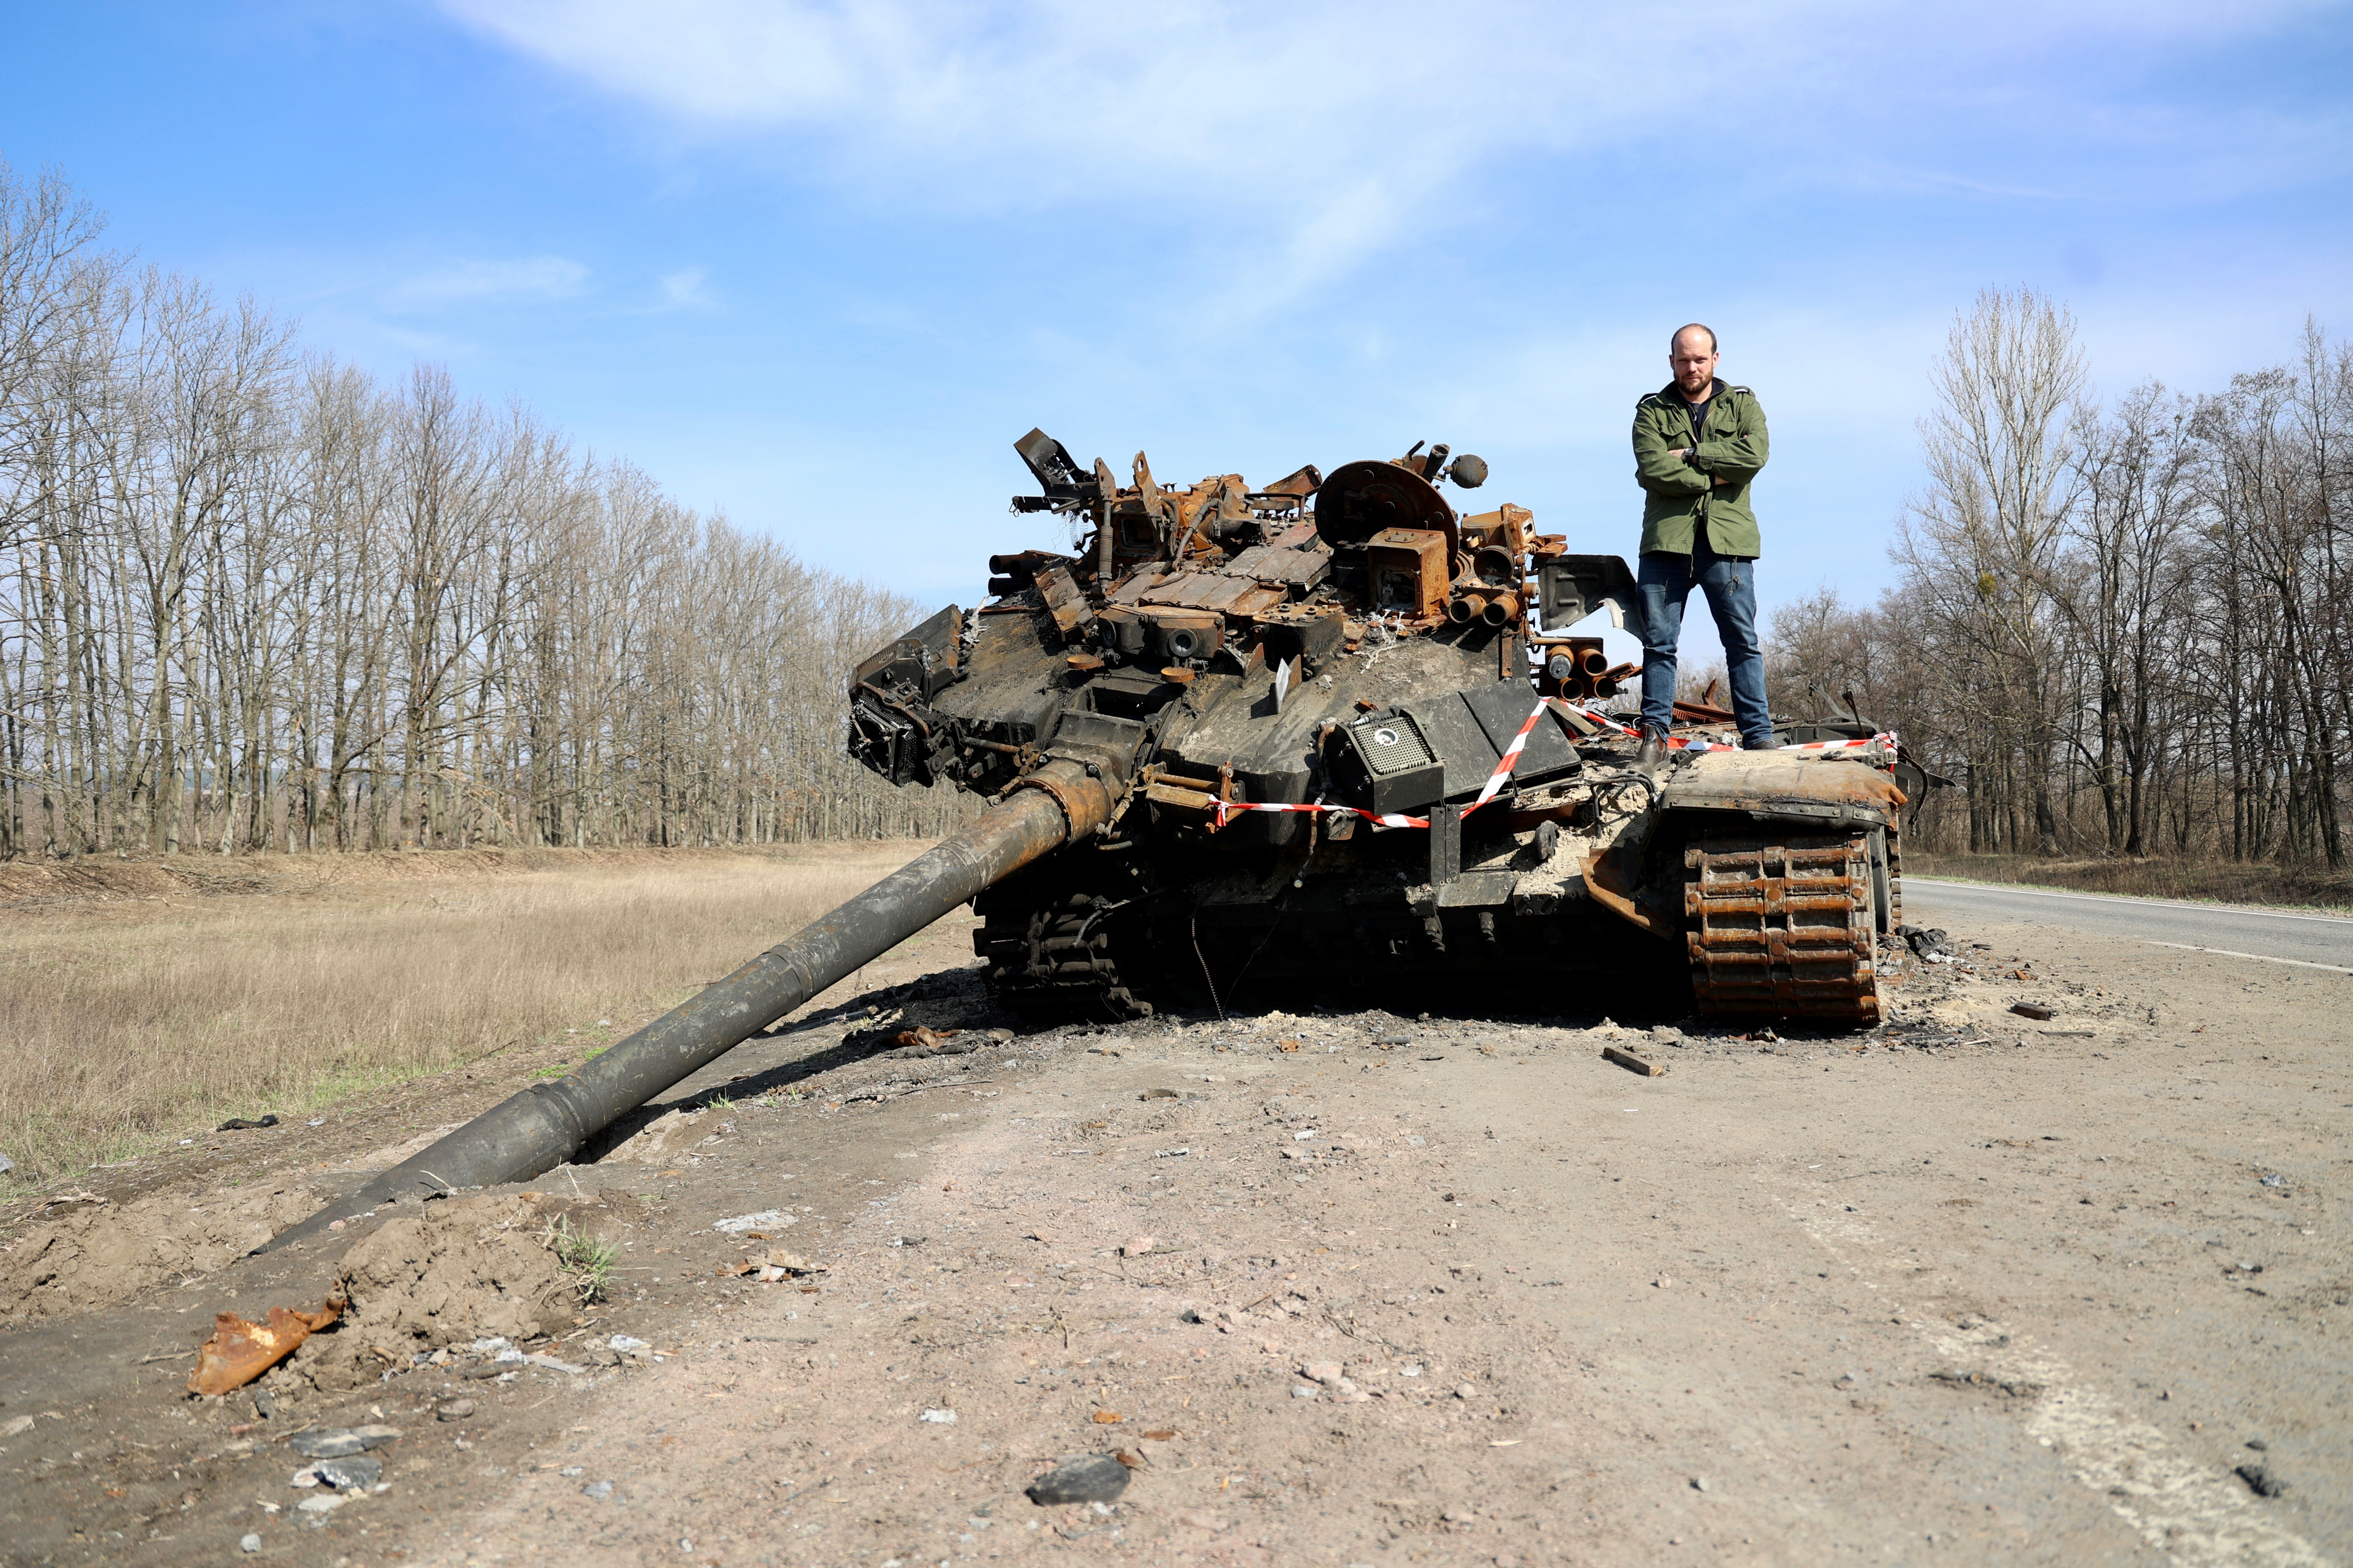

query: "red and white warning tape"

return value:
[1207, 697, 1897, 833]
[1212, 697, 1553, 831]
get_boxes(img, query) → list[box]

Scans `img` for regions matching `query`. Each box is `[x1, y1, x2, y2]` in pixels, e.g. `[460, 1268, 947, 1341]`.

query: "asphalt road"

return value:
[1907, 875, 2353, 975]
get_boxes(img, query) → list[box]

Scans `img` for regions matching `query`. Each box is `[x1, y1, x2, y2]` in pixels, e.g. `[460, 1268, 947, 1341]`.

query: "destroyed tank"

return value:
[848, 431, 1914, 1026]
[267, 430, 1918, 1245]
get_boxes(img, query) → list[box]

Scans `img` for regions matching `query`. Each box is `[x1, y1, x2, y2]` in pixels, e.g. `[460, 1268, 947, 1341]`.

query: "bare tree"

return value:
[1895, 287, 2086, 853]
[0, 168, 971, 861]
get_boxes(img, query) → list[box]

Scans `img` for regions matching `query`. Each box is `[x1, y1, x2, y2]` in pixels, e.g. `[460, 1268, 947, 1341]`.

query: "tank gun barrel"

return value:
[261, 764, 1114, 1253]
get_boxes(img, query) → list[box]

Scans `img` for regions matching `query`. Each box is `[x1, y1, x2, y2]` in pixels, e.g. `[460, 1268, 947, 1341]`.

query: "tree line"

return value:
[1767, 288, 2352, 867]
[11, 162, 2340, 869]
[0, 162, 972, 858]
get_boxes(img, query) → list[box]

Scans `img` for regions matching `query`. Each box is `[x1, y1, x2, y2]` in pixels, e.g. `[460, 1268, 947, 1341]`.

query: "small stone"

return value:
[920, 1409, 958, 1424]
[295, 1494, 344, 1516]
[583, 1480, 615, 1500]
[240, 1535, 262, 1554]
[1455, 1384, 1477, 1400]
[288, 1426, 400, 1460]
[437, 1400, 475, 1422]
[1300, 1361, 1344, 1386]
[2246, 1438, 2269, 1451]
[1121, 1236, 1156, 1257]
[2236, 1463, 2289, 1498]
[560, 1465, 584, 1477]
[713, 1210, 788, 1234]
[1691, 1476, 1711, 1492]
[1291, 1384, 1320, 1399]
[313, 1454, 383, 1490]
[1024, 1455, 1131, 1505]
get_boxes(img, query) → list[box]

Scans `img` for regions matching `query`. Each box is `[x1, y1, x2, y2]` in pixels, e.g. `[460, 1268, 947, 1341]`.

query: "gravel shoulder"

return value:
[1, 907, 2344, 1567]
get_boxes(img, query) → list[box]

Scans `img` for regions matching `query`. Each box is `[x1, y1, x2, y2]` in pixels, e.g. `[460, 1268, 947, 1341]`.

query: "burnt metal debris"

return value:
[851, 430, 1912, 1027]
[265, 431, 1913, 1246]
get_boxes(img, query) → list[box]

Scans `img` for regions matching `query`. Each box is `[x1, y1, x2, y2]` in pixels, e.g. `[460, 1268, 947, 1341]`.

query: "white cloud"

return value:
[658, 265, 714, 310]
[438, 1, 2338, 312]
[385, 254, 592, 307]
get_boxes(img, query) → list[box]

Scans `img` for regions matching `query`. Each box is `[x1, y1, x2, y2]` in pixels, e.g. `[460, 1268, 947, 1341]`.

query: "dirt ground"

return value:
[0, 895, 2345, 1567]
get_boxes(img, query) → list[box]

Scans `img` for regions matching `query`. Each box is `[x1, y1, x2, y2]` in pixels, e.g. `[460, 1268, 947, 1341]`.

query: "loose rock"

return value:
[712, 1210, 789, 1235]
[312, 1454, 383, 1490]
[1024, 1455, 1131, 1505]
[2236, 1463, 2289, 1498]
[289, 1425, 400, 1459]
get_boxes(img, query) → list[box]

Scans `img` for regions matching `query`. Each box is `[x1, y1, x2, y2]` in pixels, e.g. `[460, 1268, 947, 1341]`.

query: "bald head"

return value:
[1669, 324, 1719, 399]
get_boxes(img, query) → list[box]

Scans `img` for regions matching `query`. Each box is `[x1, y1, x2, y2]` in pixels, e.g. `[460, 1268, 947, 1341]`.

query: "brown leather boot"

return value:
[1633, 726, 1668, 776]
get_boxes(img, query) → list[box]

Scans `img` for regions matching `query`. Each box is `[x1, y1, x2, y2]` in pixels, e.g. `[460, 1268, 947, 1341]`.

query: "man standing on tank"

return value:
[1629, 323, 1773, 770]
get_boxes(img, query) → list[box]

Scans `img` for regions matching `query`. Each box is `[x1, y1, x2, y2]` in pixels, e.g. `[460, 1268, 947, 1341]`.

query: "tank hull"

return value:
[854, 431, 1912, 1030]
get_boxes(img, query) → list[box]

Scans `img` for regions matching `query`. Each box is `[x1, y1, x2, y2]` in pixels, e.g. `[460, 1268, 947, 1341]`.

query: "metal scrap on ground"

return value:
[187, 1288, 347, 1396]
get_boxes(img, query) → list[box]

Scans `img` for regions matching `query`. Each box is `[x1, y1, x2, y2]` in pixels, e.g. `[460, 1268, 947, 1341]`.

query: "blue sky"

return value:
[6, 1, 2350, 670]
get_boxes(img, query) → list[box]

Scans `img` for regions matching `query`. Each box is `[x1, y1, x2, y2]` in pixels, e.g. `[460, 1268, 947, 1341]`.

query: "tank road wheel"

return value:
[975, 893, 1151, 1020]
[1682, 828, 1884, 1026]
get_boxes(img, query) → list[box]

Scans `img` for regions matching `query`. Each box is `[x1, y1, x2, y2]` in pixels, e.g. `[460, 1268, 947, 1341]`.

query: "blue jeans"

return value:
[1637, 537, 1772, 747]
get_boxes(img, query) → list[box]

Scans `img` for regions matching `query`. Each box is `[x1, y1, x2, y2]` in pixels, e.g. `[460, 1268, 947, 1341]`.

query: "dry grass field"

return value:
[0, 842, 927, 1193]
[1908, 849, 2353, 912]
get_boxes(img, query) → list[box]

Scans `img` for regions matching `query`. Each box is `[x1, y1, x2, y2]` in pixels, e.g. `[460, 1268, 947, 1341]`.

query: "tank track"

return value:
[974, 892, 1152, 1019]
[1681, 827, 1885, 1026]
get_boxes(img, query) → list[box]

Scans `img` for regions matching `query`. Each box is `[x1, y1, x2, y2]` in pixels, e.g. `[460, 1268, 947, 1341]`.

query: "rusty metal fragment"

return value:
[187, 1287, 346, 1396]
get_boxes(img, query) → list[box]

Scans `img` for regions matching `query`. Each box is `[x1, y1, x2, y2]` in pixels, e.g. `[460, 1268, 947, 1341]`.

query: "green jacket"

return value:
[1631, 378, 1769, 558]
